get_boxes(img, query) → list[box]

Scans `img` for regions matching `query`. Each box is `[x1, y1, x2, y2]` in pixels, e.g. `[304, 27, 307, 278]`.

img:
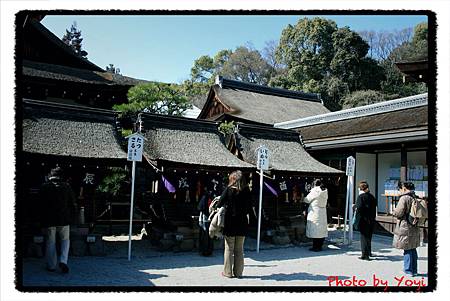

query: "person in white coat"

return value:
[303, 179, 328, 252]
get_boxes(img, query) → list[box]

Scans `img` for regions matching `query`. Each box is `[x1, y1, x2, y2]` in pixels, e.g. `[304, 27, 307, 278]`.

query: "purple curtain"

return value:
[264, 181, 278, 196]
[162, 175, 176, 193]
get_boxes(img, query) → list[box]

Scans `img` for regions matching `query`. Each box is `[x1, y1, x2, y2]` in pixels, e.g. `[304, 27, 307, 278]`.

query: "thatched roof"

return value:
[22, 99, 126, 159]
[23, 60, 148, 87]
[139, 113, 253, 169]
[235, 124, 343, 174]
[275, 94, 428, 141]
[198, 77, 330, 125]
[298, 106, 428, 141]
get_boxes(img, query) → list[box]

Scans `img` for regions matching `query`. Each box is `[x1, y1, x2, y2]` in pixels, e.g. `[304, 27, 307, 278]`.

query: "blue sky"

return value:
[42, 14, 427, 84]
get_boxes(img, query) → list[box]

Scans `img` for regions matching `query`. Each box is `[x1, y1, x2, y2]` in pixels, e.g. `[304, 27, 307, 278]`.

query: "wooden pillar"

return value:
[400, 145, 407, 182]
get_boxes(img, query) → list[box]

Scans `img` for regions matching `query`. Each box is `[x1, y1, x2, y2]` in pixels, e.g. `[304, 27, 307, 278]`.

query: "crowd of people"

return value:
[36, 167, 424, 279]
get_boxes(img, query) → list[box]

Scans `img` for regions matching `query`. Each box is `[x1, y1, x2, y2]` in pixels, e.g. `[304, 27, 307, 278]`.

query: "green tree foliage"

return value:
[341, 90, 388, 109]
[97, 167, 128, 197]
[218, 121, 236, 136]
[190, 55, 216, 84]
[189, 46, 273, 86]
[379, 22, 428, 97]
[275, 18, 336, 85]
[113, 82, 192, 118]
[389, 22, 428, 62]
[272, 18, 385, 109]
[221, 46, 273, 85]
[61, 21, 87, 58]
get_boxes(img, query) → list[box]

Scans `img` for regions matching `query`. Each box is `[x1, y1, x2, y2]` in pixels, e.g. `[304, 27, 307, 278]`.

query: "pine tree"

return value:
[62, 22, 88, 58]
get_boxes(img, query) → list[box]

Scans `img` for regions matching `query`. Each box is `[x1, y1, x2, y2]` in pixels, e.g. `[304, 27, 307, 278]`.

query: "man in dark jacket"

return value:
[355, 181, 377, 260]
[39, 167, 77, 273]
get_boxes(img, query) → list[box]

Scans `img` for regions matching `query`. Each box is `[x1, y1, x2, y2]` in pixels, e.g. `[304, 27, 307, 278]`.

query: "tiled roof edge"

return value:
[274, 93, 428, 129]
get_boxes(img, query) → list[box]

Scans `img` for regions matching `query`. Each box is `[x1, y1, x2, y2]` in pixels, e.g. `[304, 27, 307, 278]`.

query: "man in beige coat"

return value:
[393, 182, 421, 276]
[303, 179, 328, 252]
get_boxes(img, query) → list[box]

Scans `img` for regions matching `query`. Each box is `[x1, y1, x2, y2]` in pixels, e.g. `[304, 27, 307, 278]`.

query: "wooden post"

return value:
[400, 145, 407, 182]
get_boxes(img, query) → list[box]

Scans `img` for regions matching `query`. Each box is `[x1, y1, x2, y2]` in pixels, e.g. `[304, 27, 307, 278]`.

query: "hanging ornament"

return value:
[279, 181, 287, 191]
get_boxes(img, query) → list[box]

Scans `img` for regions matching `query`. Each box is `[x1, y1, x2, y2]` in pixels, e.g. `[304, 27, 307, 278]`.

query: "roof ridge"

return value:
[215, 76, 322, 102]
[139, 112, 219, 130]
[23, 59, 111, 78]
[275, 93, 428, 129]
[23, 99, 119, 117]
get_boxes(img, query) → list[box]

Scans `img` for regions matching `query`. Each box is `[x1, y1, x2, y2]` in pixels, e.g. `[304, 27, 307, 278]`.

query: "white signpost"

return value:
[256, 145, 269, 253]
[343, 156, 355, 245]
[126, 132, 144, 261]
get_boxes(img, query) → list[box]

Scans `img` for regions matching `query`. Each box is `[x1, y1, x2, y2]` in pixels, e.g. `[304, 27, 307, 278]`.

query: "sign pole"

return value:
[343, 177, 349, 244]
[125, 131, 144, 261]
[348, 175, 354, 244]
[257, 167, 263, 253]
[255, 145, 269, 254]
[128, 160, 136, 261]
[343, 156, 355, 245]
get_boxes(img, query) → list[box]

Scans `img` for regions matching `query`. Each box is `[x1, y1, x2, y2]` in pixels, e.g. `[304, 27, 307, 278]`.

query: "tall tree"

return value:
[188, 45, 274, 89]
[273, 17, 384, 109]
[359, 28, 413, 61]
[379, 22, 428, 97]
[190, 55, 216, 84]
[275, 18, 337, 85]
[62, 21, 87, 58]
[389, 22, 428, 62]
[221, 46, 273, 85]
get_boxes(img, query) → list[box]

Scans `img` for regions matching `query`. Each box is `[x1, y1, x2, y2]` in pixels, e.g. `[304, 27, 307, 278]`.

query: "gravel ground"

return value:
[20, 231, 429, 289]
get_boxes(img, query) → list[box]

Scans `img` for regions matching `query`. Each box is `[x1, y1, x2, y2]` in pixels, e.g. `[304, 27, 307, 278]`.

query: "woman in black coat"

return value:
[355, 181, 377, 260]
[217, 170, 252, 278]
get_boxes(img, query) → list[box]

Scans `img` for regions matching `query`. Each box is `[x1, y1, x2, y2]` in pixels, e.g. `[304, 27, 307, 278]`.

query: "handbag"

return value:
[352, 209, 360, 231]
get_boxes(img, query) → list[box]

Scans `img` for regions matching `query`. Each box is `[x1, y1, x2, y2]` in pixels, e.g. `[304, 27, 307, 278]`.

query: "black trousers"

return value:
[360, 231, 373, 258]
[198, 223, 214, 256]
[312, 238, 325, 250]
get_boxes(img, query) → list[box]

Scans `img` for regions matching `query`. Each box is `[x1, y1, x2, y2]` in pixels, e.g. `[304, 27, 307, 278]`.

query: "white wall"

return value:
[355, 152, 376, 203]
[377, 152, 401, 213]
